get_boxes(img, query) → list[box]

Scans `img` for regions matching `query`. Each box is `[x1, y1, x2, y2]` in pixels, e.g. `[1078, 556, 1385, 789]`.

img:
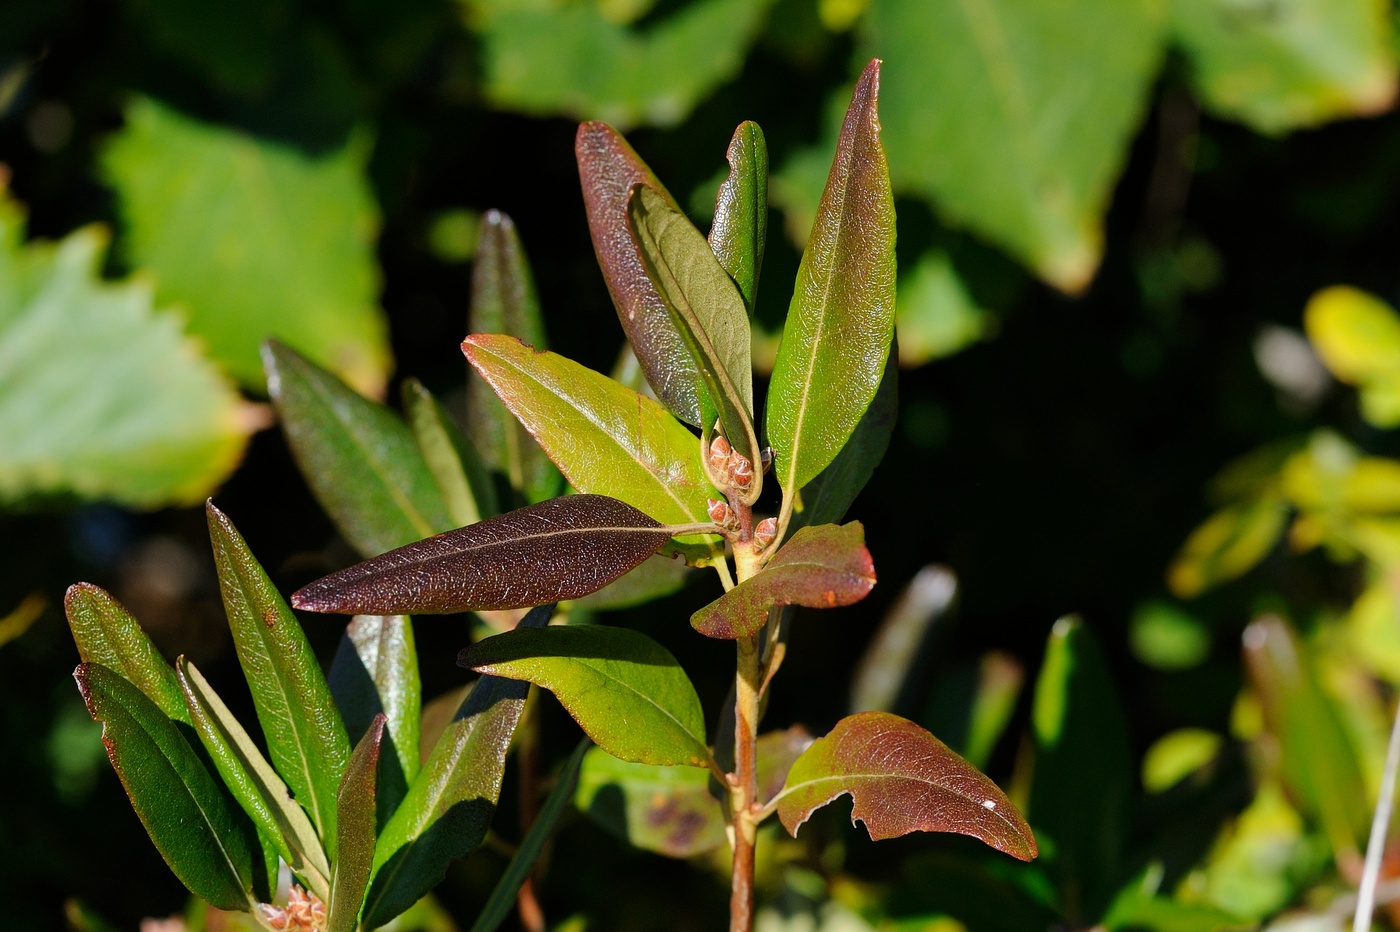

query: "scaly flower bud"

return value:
[753, 517, 777, 552]
[729, 451, 753, 490]
[707, 498, 733, 527]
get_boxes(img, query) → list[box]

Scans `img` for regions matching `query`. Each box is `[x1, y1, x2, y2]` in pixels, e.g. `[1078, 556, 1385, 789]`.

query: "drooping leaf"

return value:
[767, 61, 897, 497]
[264, 340, 452, 559]
[403, 379, 489, 528]
[861, 0, 1165, 292]
[691, 522, 875, 639]
[327, 716, 385, 932]
[459, 624, 711, 768]
[75, 662, 259, 911]
[1167, 497, 1289, 598]
[1172, 0, 1398, 135]
[775, 711, 1036, 860]
[708, 121, 768, 316]
[177, 658, 332, 900]
[574, 745, 726, 857]
[1304, 285, 1400, 428]
[64, 583, 188, 724]
[102, 97, 390, 394]
[207, 501, 352, 851]
[293, 495, 674, 615]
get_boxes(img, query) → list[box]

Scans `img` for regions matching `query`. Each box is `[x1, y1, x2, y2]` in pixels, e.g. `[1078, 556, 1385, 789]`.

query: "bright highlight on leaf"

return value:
[1304, 285, 1400, 428]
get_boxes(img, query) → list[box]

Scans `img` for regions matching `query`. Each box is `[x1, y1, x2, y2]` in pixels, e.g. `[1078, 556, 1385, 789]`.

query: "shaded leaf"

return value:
[775, 710, 1036, 860]
[1167, 498, 1289, 598]
[767, 61, 897, 496]
[327, 716, 385, 932]
[293, 495, 673, 615]
[64, 583, 188, 724]
[576, 554, 693, 611]
[850, 565, 955, 715]
[264, 340, 452, 558]
[883, 850, 1060, 931]
[403, 379, 490, 528]
[574, 746, 726, 858]
[756, 725, 813, 805]
[76, 662, 259, 911]
[895, 249, 992, 364]
[1304, 285, 1400, 428]
[459, 624, 710, 768]
[920, 651, 1026, 773]
[691, 522, 875, 639]
[709, 121, 768, 315]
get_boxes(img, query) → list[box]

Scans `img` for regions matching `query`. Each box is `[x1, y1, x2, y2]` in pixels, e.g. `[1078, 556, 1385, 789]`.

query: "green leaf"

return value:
[102, 97, 390, 394]
[895, 250, 992, 364]
[708, 121, 768, 316]
[1304, 285, 1400, 428]
[1167, 497, 1289, 598]
[177, 657, 332, 900]
[691, 522, 875, 639]
[774, 710, 1036, 860]
[574, 745, 726, 857]
[767, 61, 897, 497]
[459, 624, 711, 768]
[63, 583, 188, 724]
[75, 662, 259, 911]
[403, 379, 489, 528]
[1102, 881, 1251, 931]
[207, 500, 352, 852]
[850, 565, 955, 716]
[362, 604, 551, 929]
[861, 0, 1166, 291]
[576, 554, 693, 611]
[883, 851, 1060, 931]
[0, 195, 247, 507]
[1142, 728, 1223, 794]
[327, 715, 385, 932]
[1172, 0, 1398, 135]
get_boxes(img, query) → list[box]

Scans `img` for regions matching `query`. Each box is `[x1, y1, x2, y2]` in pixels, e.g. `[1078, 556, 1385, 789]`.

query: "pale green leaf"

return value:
[63, 583, 188, 724]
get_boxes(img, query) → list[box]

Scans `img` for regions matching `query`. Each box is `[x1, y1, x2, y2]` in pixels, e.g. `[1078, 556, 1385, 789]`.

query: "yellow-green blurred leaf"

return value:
[1346, 577, 1400, 684]
[1142, 728, 1223, 793]
[1130, 601, 1212, 670]
[894, 251, 992, 366]
[1168, 498, 1289, 598]
[1304, 285, 1400, 427]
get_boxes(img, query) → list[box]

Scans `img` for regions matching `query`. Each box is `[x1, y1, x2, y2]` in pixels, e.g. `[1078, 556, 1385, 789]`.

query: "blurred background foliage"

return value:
[6, 0, 1400, 928]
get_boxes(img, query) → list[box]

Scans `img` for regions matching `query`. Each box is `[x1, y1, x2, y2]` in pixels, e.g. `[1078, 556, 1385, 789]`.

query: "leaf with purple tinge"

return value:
[64, 583, 189, 724]
[292, 495, 674, 615]
[574, 747, 727, 858]
[326, 715, 384, 932]
[691, 523, 875, 639]
[709, 121, 768, 316]
[775, 711, 1036, 861]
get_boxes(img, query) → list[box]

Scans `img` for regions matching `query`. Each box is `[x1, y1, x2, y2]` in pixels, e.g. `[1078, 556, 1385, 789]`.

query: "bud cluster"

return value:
[258, 886, 327, 931]
[708, 435, 754, 492]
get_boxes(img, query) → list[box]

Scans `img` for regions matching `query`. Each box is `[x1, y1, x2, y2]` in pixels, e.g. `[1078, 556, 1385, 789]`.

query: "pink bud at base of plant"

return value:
[753, 517, 777, 551]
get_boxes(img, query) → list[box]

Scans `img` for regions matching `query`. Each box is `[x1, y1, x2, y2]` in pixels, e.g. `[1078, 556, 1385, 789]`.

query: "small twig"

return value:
[1354, 689, 1400, 931]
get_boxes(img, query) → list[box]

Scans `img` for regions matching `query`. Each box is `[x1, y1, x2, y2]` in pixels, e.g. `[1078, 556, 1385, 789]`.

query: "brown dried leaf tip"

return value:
[258, 886, 326, 931]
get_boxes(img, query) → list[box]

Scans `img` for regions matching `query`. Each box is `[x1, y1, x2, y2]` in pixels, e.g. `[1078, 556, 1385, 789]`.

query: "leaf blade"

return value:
[64, 583, 189, 724]
[709, 121, 769, 316]
[403, 378, 488, 528]
[327, 715, 385, 932]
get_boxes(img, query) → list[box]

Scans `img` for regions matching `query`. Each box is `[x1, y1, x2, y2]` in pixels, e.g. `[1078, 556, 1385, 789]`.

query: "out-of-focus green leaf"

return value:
[327, 716, 384, 932]
[463, 0, 777, 130]
[0, 592, 43, 649]
[1304, 286, 1400, 427]
[883, 851, 1060, 931]
[768, 60, 896, 497]
[861, 0, 1165, 292]
[1167, 498, 1289, 598]
[64, 584, 188, 724]
[265, 340, 452, 558]
[75, 662, 259, 912]
[709, 121, 768, 316]
[895, 250, 991, 365]
[102, 97, 390, 394]
[1130, 601, 1212, 671]
[574, 745, 726, 857]
[850, 565, 956, 715]
[207, 501, 352, 852]
[923, 652, 1026, 773]
[576, 554, 692, 610]
[1102, 880, 1250, 931]
[0, 195, 247, 507]
[403, 379, 488, 528]
[1172, 0, 1398, 135]
[460, 624, 711, 768]
[1346, 579, 1400, 684]
[119, 0, 283, 97]
[1142, 728, 1223, 794]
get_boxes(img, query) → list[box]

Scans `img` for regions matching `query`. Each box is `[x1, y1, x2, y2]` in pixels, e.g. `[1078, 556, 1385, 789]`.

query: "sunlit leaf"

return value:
[575, 745, 725, 858]
[64, 583, 188, 724]
[1346, 578, 1400, 685]
[1304, 285, 1400, 427]
[403, 379, 489, 528]
[1142, 728, 1223, 794]
[1167, 498, 1289, 598]
[1129, 601, 1212, 671]
[708, 121, 768, 315]
[293, 495, 674, 615]
[327, 716, 384, 932]
[850, 565, 956, 715]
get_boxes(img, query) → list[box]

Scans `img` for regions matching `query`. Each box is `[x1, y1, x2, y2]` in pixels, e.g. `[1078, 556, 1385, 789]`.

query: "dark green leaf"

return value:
[884, 851, 1059, 931]
[767, 60, 897, 497]
[576, 554, 692, 611]
[403, 379, 490, 527]
[64, 583, 188, 724]
[293, 495, 673, 615]
[1102, 880, 1251, 931]
[207, 501, 352, 852]
[574, 745, 726, 857]
[76, 662, 259, 911]
[264, 340, 452, 558]
[708, 121, 768, 316]
[327, 715, 385, 932]
[459, 624, 711, 768]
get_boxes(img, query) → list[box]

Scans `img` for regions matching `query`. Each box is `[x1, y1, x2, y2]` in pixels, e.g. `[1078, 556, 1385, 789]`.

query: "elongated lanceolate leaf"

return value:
[775, 711, 1036, 860]
[207, 501, 352, 853]
[577, 122, 702, 426]
[709, 121, 768, 316]
[692, 522, 875, 639]
[178, 658, 332, 900]
[264, 340, 451, 558]
[767, 61, 896, 496]
[362, 605, 551, 928]
[327, 716, 385, 932]
[76, 662, 260, 911]
[403, 379, 489, 528]
[64, 583, 188, 724]
[293, 495, 673, 615]
[459, 625, 711, 768]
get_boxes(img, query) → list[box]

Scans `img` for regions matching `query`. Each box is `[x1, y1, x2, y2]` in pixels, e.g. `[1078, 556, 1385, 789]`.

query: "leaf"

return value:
[767, 61, 897, 496]
[403, 379, 488, 528]
[708, 121, 768, 316]
[1172, 0, 1398, 135]
[470, 739, 589, 932]
[207, 501, 352, 851]
[1102, 882, 1251, 932]
[75, 662, 259, 911]
[264, 340, 453, 558]
[883, 850, 1060, 931]
[774, 710, 1036, 860]
[1167, 498, 1289, 598]
[361, 604, 551, 929]
[63, 583, 188, 724]
[861, 0, 1165, 291]
[850, 565, 956, 715]
[576, 554, 693, 611]
[574, 746, 726, 857]
[327, 716, 385, 932]
[292, 495, 674, 615]
[177, 658, 332, 900]
[102, 97, 390, 394]
[1142, 728, 1223, 794]
[895, 249, 992, 364]
[0, 193, 247, 507]
[691, 522, 875, 639]
[459, 624, 711, 768]
[1304, 285, 1400, 427]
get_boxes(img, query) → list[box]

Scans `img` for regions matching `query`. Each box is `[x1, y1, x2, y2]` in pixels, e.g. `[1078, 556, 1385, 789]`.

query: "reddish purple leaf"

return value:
[776, 711, 1037, 861]
[292, 495, 671, 615]
[690, 522, 875, 639]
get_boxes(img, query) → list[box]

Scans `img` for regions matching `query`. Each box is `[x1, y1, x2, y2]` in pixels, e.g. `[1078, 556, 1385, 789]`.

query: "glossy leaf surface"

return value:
[709, 121, 768, 316]
[574, 746, 726, 857]
[767, 61, 897, 495]
[403, 379, 487, 528]
[76, 662, 259, 911]
[64, 583, 188, 724]
[775, 711, 1036, 860]
[208, 501, 352, 850]
[691, 522, 875, 639]
[264, 340, 451, 558]
[295, 495, 672, 615]
[460, 624, 710, 767]
[327, 716, 384, 932]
